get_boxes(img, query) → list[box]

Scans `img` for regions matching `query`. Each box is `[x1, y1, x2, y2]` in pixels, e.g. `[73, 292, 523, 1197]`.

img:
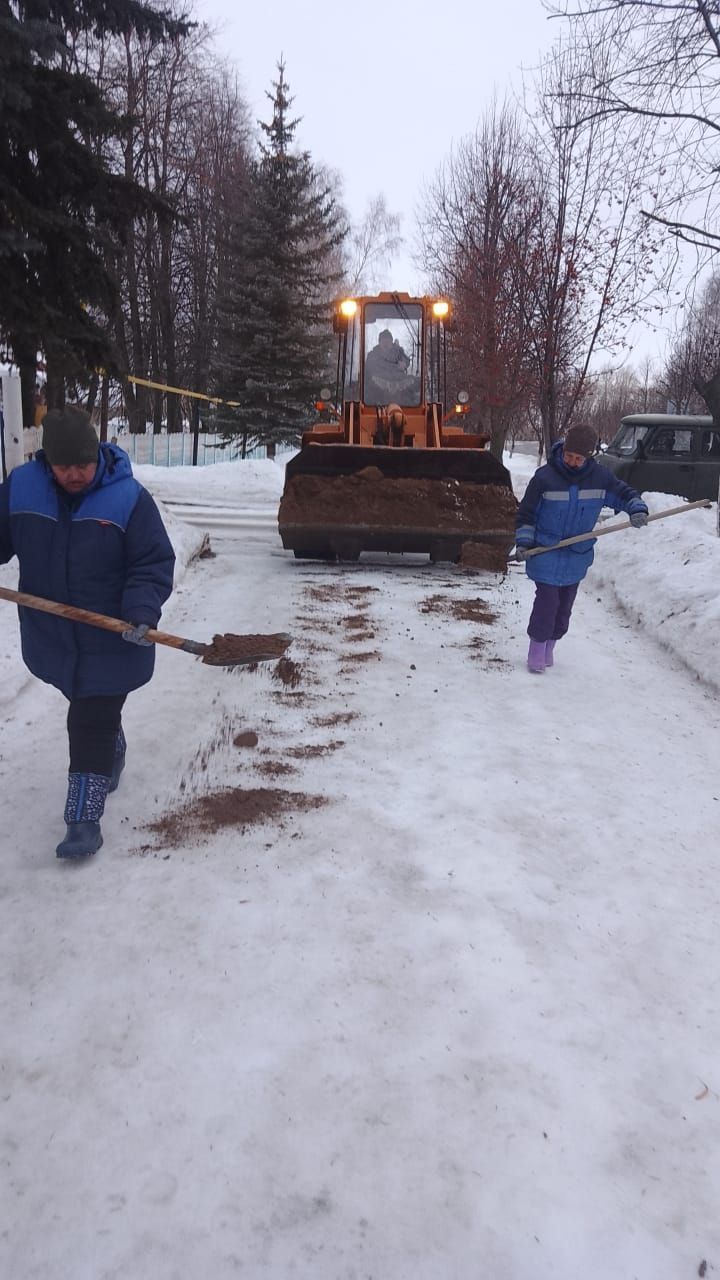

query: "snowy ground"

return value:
[1, 453, 720, 1279]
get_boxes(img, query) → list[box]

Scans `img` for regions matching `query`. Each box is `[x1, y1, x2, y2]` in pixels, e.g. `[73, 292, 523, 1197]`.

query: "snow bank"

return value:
[591, 494, 720, 692]
[133, 457, 287, 505]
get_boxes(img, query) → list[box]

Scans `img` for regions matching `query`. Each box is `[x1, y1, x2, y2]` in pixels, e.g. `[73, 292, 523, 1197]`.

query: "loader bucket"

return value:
[278, 444, 517, 567]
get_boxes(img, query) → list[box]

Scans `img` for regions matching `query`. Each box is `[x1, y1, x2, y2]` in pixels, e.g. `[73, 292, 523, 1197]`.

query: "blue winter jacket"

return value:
[515, 441, 648, 587]
[0, 443, 175, 698]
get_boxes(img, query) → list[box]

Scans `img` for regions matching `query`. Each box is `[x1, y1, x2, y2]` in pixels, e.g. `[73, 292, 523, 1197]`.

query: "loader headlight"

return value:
[432, 299, 450, 319]
[457, 390, 469, 404]
[339, 298, 358, 318]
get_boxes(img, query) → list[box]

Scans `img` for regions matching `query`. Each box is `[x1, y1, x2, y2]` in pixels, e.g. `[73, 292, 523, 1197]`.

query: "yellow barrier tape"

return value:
[126, 373, 240, 408]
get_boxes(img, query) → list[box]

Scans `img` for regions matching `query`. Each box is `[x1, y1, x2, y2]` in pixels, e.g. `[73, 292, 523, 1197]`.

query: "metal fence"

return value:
[114, 431, 270, 467]
[22, 426, 279, 467]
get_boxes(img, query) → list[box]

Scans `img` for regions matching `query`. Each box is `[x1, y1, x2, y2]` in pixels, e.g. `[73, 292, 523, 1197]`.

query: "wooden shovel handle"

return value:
[0, 585, 205, 655]
[521, 498, 711, 558]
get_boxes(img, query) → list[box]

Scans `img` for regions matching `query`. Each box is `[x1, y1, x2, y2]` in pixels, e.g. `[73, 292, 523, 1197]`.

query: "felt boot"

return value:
[56, 773, 110, 859]
[545, 640, 556, 668]
[108, 726, 127, 794]
[527, 639, 546, 674]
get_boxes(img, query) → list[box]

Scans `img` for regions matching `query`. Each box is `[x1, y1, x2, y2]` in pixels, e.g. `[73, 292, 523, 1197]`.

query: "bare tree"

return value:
[518, 34, 660, 451]
[548, 0, 720, 255]
[102, 22, 250, 431]
[344, 194, 403, 294]
[582, 362, 663, 441]
[658, 273, 720, 413]
[417, 102, 538, 457]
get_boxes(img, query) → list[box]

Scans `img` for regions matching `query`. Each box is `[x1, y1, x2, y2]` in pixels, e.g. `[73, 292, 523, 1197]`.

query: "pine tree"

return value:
[212, 61, 346, 452]
[0, 1, 189, 421]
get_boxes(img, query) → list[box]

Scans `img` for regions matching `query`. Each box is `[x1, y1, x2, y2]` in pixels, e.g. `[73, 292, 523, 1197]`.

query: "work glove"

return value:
[514, 546, 533, 562]
[121, 622, 153, 647]
[629, 509, 649, 528]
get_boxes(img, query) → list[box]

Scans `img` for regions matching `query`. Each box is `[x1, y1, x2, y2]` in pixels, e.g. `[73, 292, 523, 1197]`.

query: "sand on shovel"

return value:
[199, 632, 291, 667]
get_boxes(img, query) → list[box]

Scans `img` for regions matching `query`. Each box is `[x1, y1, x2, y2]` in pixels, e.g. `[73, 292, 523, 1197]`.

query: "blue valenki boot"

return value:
[544, 640, 556, 668]
[108, 726, 127, 794]
[56, 773, 110, 859]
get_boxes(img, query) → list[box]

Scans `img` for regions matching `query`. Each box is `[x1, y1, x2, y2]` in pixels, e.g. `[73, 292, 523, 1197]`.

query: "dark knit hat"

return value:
[564, 423, 598, 458]
[42, 407, 99, 466]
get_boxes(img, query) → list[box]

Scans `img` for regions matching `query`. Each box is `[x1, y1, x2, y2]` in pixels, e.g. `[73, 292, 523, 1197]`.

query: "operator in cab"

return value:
[364, 328, 411, 404]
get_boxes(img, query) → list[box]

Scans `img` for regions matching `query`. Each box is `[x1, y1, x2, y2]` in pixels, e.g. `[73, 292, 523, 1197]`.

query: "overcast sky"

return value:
[193, 0, 557, 290]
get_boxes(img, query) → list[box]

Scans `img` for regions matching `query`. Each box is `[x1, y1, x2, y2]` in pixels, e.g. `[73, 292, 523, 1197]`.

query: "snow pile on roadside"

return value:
[591, 493, 720, 691]
[133, 457, 287, 505]
[506, 450, 720, 693]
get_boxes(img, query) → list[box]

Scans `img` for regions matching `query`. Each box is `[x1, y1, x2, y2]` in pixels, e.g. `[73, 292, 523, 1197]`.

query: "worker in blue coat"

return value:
[514, 423, 648, 674]
[0, 406, 175, 858]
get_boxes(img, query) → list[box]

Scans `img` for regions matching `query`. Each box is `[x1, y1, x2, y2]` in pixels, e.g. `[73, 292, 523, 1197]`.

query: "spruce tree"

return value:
[212, 61, 346, 451]
[0, 1, 189, 421]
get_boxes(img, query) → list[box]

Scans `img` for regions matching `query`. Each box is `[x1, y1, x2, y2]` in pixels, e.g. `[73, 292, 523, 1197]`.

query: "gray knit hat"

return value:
[564, 423, 598, 458]
[42, 407, 99, 465]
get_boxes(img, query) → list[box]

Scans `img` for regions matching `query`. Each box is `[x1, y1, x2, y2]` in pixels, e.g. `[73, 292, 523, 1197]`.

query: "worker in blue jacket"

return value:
[0, 406, 175, 858]
[514, 423, 648, 674]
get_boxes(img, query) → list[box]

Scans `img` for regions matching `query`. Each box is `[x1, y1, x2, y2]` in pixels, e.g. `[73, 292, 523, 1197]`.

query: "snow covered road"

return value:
[2, 458, 719, 1279]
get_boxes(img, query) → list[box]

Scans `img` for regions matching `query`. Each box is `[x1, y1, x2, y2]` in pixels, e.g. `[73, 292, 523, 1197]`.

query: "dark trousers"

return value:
[67, 695, 127, 777]
[527, 582, 580, 643]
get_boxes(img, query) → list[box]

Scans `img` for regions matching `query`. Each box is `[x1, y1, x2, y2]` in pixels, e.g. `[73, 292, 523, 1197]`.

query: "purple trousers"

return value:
[527, 582, 580, 642]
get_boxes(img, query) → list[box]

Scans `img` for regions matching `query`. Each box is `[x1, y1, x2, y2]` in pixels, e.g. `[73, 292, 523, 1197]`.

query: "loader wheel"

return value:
[333, 538, 362, 562]
[429, 540, 461, 564]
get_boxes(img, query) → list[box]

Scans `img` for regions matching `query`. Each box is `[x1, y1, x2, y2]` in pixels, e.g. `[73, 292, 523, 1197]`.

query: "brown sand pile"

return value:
[272, 657, 303, 688]
[234, 731, 259, 748]
[147, 787, 324, 847]
[458, 540, 510, 573]
[421, 594, 497, 626]
[280, 472, 517, 535]
[255, 761, 297, 778]
[311, 712, 359, 727]
[285, 741, 344, 759]
[201, 632, 291, 666]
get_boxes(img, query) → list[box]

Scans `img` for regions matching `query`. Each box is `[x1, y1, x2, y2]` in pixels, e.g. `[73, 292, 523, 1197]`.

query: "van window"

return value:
[701, 429, 720, 457]
[647, 429, 693, 457]
[611, 423, 651, 454]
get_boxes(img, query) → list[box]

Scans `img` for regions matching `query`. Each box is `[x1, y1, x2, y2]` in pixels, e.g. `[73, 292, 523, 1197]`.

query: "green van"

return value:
[601, 413, 720, 501]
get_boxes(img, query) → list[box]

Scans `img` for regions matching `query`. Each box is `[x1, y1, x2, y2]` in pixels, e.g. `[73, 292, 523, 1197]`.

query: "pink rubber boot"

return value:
[527, 640, 546, 674]
[545, 640, 556, 668]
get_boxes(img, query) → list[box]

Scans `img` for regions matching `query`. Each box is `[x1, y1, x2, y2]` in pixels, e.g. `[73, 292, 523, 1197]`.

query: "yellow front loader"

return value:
[278, 292, 516, 565]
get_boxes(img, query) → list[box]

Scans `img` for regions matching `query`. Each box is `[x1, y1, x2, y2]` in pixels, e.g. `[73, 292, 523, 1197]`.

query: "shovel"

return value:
[512, 498, 712, 560]
[0, 585, 291, 668]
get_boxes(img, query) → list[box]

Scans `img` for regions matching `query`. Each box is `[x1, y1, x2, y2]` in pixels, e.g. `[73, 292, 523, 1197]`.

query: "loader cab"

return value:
[334, 294, 446, 411]
[362, 302, 423, 407]
[326, 292, 462, 449]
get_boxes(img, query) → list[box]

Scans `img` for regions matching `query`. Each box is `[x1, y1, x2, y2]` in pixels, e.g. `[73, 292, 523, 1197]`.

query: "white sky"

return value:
[193, 0, 558, 291]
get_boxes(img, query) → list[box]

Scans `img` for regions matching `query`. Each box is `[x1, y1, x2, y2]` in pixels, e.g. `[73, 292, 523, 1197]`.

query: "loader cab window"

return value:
[343, 311, 361, 400]
[363, 302, 423, 407]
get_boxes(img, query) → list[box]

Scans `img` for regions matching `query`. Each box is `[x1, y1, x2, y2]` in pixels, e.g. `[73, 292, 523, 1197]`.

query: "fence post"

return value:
[192, 400, 200, 466]
[1, 373, 25, 480]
